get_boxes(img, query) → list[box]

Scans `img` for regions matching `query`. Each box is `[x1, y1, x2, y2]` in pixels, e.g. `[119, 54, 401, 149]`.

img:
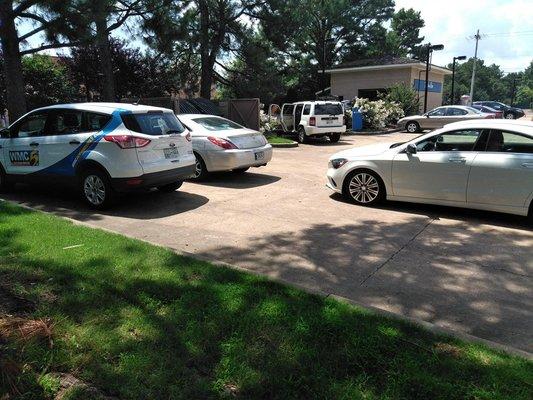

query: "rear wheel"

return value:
[329, 133, 341, 143]
[343, 170, 385, 206]
[80, 168, 116, 210]
[157, 181, 183, 193]
[232, 167, 250, 174]
[297, 126, 308, 144]
[192, 153, 208, 180]
[406, 121, 420, 133]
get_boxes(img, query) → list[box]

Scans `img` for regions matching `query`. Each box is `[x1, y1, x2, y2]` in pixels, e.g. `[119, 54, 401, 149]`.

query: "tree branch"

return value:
[20, 41, 80, 56]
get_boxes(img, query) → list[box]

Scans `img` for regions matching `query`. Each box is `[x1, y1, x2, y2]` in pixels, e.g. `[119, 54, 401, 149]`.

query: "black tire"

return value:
[504, 112, 515, 120]
[405, 121, 420, 133]
[232, 167, 250, 174]
[329, 133, 341, 143]
[297, 126, 308, 144]
[79, 168, 116, 210]
[157, 181, 183, 193]
[342, 170, 385, 206]
[0, 165, 14, 193]
[192, 153, 208, 180]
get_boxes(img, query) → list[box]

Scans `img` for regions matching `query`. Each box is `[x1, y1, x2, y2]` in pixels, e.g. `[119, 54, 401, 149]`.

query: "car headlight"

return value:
[329, 158, 348, 169]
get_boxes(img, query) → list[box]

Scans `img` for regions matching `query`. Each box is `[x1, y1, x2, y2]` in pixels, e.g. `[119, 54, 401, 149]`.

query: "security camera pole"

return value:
[451, 55, 467, 104]
[424, 43, 444, 113]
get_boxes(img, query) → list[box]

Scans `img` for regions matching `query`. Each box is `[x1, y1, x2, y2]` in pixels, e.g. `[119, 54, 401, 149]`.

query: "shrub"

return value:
[382, 83, 420, 116]
[259, 109, 281, 133]
[353, 98, 404, 129]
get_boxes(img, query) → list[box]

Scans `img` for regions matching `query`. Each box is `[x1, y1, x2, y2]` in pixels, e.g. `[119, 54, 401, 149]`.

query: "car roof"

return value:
[444, 119, 533, 134]
[32, 102, 174, 115]
[178, 113, 222, 120]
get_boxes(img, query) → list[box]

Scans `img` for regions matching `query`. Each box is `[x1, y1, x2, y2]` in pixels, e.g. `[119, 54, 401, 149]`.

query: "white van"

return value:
[270, 101, 346, 143]
[0, 103, 196, 209]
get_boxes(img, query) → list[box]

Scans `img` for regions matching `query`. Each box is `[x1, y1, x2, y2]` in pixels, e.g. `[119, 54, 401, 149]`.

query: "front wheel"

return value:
[343, 170, 385, 205]
[157, 181, 183, 193]
[80, 169, 116, 210]
[406, 121, 420, 133]
[505, 113, 515, 120]
[329, 133, 341, 143]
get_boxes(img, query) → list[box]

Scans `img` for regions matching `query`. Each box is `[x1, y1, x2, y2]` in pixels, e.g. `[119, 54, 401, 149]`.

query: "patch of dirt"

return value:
[434, 342, 464, 358]
[0, 283, 35, 316]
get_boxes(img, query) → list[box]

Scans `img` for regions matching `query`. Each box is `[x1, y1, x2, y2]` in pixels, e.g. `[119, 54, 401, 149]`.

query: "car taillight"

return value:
[185, 132, 191, 142]
[309, 116, 316, 126]
[207, 136, 237, 149]
[104, 135, 151, 149]
[485, 114, 495, 119]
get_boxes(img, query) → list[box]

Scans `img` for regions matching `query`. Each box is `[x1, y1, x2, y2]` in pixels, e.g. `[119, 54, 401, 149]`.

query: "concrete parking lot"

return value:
[2, 133, 532, 353]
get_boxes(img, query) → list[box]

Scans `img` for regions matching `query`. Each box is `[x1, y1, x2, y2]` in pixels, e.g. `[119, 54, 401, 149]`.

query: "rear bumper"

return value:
[111, 164, 196, 192]
[203, 144, 273, 172]
[306, 126, 346, 136]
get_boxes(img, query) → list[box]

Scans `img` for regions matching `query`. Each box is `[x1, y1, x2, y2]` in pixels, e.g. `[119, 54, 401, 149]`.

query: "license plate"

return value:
[164, 148, 179, 159]
[325, 120, 333, 124]
[254, 151, 264, 161]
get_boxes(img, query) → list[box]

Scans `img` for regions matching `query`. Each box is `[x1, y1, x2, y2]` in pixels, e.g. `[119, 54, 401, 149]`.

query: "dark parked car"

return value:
[471, 104, 503, 118]
[473, 101, 524, 120]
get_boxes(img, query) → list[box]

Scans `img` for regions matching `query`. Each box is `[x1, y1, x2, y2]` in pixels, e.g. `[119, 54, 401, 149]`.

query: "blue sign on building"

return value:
[413, 79, 442, 93]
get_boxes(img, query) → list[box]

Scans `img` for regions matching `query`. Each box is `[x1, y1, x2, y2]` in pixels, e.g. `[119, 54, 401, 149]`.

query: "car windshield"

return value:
[192, 117, 244, 130]
[314, 104, 343, 115]
[121, 112, 185, 136]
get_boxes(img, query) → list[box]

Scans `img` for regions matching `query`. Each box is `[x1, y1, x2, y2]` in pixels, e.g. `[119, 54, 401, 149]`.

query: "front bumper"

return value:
[306, 126, 346, 136]
[326, 167, 343, 194]
[203, 144, 273, 172]
[111, 163, 196, 192]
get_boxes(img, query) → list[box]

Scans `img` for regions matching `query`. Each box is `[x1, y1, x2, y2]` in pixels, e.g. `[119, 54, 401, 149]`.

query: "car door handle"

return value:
[521, 162, 533, 169]
[69, 140, 81, 145]
[448, 157, 466, 163]
[30, 142, 39, 147]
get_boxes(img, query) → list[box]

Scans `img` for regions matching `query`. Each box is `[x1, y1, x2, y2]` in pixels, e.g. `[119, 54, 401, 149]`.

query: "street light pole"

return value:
[423, 43, 444, 113]
[451, 55, 466, 105]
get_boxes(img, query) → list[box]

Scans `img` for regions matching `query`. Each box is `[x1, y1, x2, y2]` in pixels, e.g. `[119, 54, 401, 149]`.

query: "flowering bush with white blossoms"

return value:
[259, 110, 281, 133]
[352, 98, 404, 130]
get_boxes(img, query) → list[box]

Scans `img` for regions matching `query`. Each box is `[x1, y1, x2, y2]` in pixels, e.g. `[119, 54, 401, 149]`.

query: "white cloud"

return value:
[395, 0, 533, 72]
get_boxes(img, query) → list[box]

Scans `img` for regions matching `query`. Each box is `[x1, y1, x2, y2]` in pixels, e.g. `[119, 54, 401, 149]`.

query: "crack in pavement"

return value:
[359, 217, 437, 286]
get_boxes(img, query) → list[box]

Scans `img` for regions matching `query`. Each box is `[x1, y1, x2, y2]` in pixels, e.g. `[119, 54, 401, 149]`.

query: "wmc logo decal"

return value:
[9, 150, 39, 166]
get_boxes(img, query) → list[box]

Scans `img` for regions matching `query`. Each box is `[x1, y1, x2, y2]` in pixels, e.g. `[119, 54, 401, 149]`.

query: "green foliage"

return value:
[38, 373, 61, 398]
[1, 202, 532, 399]
[21, 54, 80, 110]
[353, 98, 404, 129]
[382, 83, 420, 116]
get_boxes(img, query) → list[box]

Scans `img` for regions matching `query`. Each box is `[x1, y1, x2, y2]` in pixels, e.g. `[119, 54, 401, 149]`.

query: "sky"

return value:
[395, 0, 533, 72]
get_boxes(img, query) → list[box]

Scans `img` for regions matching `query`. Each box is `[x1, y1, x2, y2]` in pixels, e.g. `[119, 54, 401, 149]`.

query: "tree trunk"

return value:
[0, 1, 27, 121]
[198, 0, 212, 99]
[95, 9, 115, 101]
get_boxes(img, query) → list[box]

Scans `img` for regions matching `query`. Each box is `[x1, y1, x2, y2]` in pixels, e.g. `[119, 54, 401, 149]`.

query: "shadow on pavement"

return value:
[1, 184, 209, 220]
[329, 193, 532, 231]
[191, 171, 281, 189]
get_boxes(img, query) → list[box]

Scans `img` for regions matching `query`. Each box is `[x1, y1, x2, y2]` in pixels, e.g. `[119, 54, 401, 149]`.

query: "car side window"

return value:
[485, 130, 533, 154]
[48, 110, 83, 135]
[416, 129, 482, 152]
[282, 105, 294, 115]
[86, 112, 111, 131]
[428, 108, 446, 117]
[12, 113, 49, 138]
[303, 105, 311, 115]
[446, 107, 467, 116]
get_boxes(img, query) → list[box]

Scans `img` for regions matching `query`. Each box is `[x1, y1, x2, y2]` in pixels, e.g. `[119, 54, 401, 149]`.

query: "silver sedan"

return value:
[177, 114, 273, 179]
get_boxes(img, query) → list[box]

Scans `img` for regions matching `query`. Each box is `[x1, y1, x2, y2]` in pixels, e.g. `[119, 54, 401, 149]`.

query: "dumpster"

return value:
[352, 107, 363, 131]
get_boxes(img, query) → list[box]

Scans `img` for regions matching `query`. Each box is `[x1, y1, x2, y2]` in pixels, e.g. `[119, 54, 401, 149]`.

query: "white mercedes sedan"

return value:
[327, 120, 533, 218]
[177, 114, 272, 179]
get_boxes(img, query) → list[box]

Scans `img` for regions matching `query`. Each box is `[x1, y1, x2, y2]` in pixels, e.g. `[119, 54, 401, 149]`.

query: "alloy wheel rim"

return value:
[349, 173, 379, 203]
[407, 123, 417, 132]
[505, 114, 514, 119]
[194, 159, 202, 178]
[84, 175, 105, 205]
[299, 129, 305, 142]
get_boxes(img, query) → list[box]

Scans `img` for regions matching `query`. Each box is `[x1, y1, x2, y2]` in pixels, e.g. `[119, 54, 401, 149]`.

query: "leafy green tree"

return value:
[381, 83, 420, 116]
[386, 8, 425, 58]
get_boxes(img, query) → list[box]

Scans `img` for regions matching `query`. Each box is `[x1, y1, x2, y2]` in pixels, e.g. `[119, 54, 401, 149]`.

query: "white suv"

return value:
[270, 101, 346, 143]
[0, 103, 196, 209]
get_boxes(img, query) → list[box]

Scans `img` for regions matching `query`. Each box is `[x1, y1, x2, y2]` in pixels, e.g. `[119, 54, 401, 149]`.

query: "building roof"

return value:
[326, 56, 451, 75]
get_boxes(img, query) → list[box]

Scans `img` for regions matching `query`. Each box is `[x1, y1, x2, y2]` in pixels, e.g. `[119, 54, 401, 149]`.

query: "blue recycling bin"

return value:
[352, 107, 363, 131]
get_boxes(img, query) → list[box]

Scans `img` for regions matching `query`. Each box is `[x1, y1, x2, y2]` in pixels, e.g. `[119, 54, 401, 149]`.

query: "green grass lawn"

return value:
[266, 135, 295, 144]
[0, 201, 531, 399]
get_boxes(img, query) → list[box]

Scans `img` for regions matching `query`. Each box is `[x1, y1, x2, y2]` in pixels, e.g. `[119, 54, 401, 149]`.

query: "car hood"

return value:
[330, 142, 396, 160]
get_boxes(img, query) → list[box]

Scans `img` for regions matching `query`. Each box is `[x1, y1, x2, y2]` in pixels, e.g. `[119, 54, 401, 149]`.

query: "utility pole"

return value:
[510, 75, 517, 107]
[469, 29, 481, 104]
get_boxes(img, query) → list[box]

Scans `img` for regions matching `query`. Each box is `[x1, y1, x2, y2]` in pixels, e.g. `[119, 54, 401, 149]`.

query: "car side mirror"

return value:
[0, 128, 10, 138]
[406, 143, 417, 154]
